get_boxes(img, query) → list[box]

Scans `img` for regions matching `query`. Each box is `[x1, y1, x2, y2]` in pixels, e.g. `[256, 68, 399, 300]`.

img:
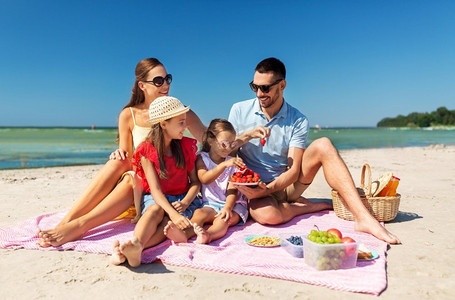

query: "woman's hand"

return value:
[172, 201, 189, 213]
[109, 148, 128, 160]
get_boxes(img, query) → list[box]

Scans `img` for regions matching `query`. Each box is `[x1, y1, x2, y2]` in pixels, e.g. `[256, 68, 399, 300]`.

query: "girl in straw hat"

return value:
[112, 96, 202, 267]
[164, 118, 249, 244]
[38, 58, 205, 247]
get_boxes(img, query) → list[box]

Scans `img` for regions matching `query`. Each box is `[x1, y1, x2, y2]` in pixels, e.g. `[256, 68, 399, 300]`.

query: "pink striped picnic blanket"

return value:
[0, 210, 388, 295]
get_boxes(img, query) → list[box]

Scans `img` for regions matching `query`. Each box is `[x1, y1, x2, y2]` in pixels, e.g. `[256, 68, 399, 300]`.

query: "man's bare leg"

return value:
[298, 137, 400, 244]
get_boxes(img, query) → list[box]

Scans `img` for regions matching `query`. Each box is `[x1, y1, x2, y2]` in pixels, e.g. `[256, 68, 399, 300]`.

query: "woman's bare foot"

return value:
[193, 223, 210, 244]
[110, 240, 126, 265]
[120, 237, 143, 268]
[164, 221, 188, 243]
[355, 215, 401, 244]
[36, 220, 85, 247]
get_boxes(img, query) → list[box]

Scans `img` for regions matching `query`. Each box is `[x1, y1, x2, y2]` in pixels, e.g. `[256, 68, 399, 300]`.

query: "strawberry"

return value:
[260, 138, 266, 146]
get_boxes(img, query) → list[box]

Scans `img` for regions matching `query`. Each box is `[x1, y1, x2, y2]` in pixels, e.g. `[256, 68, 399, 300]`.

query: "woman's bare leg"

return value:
[38, 174, 134, 247]
[58, 159, 132, 225]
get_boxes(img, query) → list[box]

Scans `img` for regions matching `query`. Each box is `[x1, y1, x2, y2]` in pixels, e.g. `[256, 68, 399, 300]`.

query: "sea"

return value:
[1, 127, 454, 170]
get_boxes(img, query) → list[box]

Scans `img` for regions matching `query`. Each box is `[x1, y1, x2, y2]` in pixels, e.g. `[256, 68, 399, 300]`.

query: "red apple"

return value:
[327, 228, 342, 239]
[341, 236, 357, 257]
[341, 237, 356, 243]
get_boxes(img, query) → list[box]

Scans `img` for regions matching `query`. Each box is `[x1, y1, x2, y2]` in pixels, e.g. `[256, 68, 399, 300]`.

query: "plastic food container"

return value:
[279, 234, 304, 258]
[303, 238, 358, 270]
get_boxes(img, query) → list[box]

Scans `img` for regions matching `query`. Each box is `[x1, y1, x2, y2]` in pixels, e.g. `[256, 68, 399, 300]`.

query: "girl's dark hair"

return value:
[124, 58, 163, 109]
[201, 118, 236, 152]
[146, 122, 185, 179]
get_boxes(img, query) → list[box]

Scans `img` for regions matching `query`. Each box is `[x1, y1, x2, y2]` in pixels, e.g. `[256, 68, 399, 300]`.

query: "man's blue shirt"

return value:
[228, 98, 309, 183]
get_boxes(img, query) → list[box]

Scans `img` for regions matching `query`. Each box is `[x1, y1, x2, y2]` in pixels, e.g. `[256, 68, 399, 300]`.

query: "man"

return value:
[229, 57, 399, 244]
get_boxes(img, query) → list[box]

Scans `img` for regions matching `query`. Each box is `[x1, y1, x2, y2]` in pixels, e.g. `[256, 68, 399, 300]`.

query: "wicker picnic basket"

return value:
[332, 164, 401, 222]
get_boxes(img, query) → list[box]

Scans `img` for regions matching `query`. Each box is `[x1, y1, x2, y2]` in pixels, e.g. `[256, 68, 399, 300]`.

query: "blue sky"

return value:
[0, 0, 454, 127]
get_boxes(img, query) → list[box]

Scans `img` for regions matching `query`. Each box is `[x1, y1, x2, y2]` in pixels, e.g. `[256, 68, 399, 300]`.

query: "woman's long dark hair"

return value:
[124, 57, 163, 109]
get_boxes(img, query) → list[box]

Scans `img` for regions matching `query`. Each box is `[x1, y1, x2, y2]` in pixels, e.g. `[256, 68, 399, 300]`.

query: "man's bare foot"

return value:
[110, 240, 126, 265]
[292, 197, 333, 211]
[164, 221, 188, 243]
[120, 237, 143, 267]
[355, 215, 401, 244]
[36, 220, 85, 247]
[193, 223, 210, 244]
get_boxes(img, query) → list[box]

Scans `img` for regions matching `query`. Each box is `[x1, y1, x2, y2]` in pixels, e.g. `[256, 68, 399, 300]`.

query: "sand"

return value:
[0, 145, 454, 299]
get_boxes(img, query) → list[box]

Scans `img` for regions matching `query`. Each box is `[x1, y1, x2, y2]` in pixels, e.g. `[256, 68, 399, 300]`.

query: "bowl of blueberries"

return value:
[280, 234, 304, 258]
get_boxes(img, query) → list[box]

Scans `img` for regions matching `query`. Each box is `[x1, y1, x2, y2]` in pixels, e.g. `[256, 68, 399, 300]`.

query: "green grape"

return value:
[327, 237, 334, 244]
[310, 229, 318, 236]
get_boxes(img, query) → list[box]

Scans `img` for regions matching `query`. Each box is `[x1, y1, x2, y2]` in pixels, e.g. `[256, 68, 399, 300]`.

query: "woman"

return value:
[37, 58, 205, 247]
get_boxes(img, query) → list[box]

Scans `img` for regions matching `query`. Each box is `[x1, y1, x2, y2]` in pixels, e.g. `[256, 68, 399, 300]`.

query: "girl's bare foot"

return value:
[193, 223, 210, 244]
[120, 237, 143, 268]
[164, 221, 188, 243]
[110, 240, 126, 265]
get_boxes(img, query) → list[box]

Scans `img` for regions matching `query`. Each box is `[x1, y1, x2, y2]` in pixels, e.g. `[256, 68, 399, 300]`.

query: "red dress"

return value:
[132, 137, 198, 195]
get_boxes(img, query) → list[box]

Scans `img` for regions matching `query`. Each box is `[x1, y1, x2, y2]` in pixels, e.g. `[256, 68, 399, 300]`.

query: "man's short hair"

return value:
[255, 57, 286, 79]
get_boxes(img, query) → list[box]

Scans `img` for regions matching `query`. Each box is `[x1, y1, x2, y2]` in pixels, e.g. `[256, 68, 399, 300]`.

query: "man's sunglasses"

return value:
[142, 74, 172, 87]
[249, 79, 283, 93]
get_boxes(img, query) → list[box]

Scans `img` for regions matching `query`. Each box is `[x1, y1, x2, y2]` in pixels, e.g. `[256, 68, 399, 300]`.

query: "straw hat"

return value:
[148, 96, 190, 125]
[370, 172, 393, 197]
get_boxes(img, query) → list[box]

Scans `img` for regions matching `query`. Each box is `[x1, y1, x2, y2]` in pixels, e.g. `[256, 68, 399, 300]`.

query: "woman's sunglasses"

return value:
[142, 74, 172, 87]
[249, 79, 283, 93]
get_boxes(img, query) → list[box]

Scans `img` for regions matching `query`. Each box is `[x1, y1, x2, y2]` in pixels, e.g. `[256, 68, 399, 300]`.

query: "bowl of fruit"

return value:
[303, 227, 358, 271]
[230, 167, 261, 186]
[280, 234, 304, 258]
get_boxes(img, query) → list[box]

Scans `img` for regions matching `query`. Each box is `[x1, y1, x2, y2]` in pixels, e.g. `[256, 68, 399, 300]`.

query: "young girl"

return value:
[111, 96, 202, 267]
[37, 58, 205, 247]
[164, 119, 248, 244]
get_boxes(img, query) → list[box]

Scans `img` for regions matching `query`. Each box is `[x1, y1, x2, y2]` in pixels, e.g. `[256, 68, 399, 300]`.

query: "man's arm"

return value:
[236, 147, 303, 199]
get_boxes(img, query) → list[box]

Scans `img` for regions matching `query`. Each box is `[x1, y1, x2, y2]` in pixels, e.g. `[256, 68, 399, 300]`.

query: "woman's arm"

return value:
[186, 109, 206, 143]
[111, 108, 134, 160]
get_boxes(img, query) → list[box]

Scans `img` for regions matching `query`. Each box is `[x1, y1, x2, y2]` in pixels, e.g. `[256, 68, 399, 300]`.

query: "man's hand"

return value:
[109, 148, 128, 160]
[235, 182, 269, 200]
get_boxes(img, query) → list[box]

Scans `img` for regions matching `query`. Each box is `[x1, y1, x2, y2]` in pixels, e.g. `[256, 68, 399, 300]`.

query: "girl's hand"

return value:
[172, 201, 189, 213]
[224, 157, 245, 170]
[215, 207, 233, 223]
[170, 214, 192, 230]
[109, 148, 128, 160]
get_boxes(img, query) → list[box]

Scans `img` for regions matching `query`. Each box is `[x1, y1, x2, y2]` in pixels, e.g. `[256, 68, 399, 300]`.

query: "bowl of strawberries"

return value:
[230, 168, 261, 186]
